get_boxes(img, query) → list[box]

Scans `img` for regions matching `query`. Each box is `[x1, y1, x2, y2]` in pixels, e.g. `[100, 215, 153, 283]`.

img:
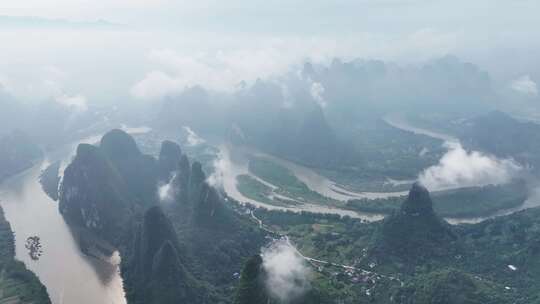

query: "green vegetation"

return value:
[346, 181, 527, 218]
[407, 111, 540, 176]
[236, 174, 300, 207]
[236, 175, 274, 204]
[234, 255, 270, 304]
[60, 129, 538, 303]
[61, 131, 267, 304]
[373, 183, 457, 263]
[0, 207, 51, 304]
[395, 268, 513, 304]
[248, 157, 338, 205]
[432, 181, 527, 217]
[317, 118, 446, 191]
[248, 157, 307, 192]
[252, 183, 539, 303]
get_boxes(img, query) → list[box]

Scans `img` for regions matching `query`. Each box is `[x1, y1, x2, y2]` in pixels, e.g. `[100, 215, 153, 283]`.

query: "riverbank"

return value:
[0, 206, 51, 303]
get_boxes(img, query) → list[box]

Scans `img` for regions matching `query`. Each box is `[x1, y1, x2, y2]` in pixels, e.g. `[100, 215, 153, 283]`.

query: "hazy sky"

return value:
[2, 0, 539, 36]
[1, 0, 539, 104]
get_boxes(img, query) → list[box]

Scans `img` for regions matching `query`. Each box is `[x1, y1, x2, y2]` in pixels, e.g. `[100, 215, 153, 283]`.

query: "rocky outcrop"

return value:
[135, 206, 182, 279]
[100, 129, 159, 204]
[59, 143, 133, 241]
[188, 161, 206, 202]
[234, 255, 269, 304]
[127, 206, 207, 304]
[401, 182, 435, 216]
[158, 140, 183, 182]
[147, 241, 199, 304]
[59, 129, 160, 242]
[193, 183, 233, 229]
[39, 161, 61, 201]
[100, 129, 141, 161]
[59, 129, 265, 304]
[173, 154, 191, 203]
[373, 182, 457, 261]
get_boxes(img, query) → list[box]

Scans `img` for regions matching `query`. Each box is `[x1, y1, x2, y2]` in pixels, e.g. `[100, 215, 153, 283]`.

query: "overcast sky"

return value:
[2, 0, 539, 35]
[0, 0, 539, 104]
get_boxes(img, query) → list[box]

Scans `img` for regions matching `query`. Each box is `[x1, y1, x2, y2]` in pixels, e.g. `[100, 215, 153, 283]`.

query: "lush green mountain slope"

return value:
[395, 268, 511, 304]
[254, 182, 538, 303]
[371, 183, 457, 263]
[347, 181, 528, 218]
[60, 130, 266, 303]
[59, 128, 539, 304]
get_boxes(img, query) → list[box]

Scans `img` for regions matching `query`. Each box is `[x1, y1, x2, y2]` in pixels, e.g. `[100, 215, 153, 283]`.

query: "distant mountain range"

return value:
[0, 15, 125, 30]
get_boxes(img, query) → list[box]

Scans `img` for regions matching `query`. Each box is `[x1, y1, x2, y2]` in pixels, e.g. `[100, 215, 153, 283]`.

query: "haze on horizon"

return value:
[3, 2, 540, 304]
[0, 0, 539, 109]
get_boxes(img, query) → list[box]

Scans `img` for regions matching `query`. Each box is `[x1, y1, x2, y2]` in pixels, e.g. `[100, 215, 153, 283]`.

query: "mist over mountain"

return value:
[0, 130, 41, 181]
[0, 15, 123, 30]
[2, 1, 540, 304]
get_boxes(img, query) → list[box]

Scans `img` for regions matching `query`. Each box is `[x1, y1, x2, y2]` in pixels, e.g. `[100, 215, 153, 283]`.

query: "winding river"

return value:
[0, 153, 126, 304]
[1, 118, 538, 303]
[0, 127, 150, 304]
[216, 144, 385, 221]
[218, 115, 540, 225]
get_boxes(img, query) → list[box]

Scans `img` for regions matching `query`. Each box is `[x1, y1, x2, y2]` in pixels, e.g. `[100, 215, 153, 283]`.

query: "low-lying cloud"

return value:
[262, 240, 311, 303]
[419, 141, 522, 191]
[157, 172, 176, 203]
[310, 81, 326, 108]
[130, 47, 298, 99]
[182, 126, 205, 146]
[511, 75, 538, 96]
[55, 93, 88, 111]
[207, 155, 226, 189]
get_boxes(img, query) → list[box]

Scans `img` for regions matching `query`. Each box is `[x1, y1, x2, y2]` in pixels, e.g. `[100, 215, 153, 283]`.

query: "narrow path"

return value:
[250, 210, 403, 286]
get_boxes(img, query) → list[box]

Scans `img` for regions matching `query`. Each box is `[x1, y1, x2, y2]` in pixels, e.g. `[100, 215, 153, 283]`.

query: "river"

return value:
[0, 158, 126, 304]
[216, 144, 385, 221]
[0, 127, 150, 304]
[217, 115, 540, 225]
[382, 113, 458, 143]
[383, 113, 540, 224]
[1, 118, 533, 303]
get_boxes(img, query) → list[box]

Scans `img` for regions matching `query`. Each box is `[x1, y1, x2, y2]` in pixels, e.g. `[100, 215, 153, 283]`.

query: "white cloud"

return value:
[128, 27, 467, 101]
[511, 75, 538, 96]
[310, 81, 326, 107]
[130, 45, 323, 99]
[158, 172, 176, 203]
[130, 70, 182, 100]
[419, 141, 522, 191]
[262, 240, 311, 302]
[182, 126, 205, 146]
[207, 154, 226, 189]
[119, 124, 152, 135]
[0, 65, 89, 112]
[130, 50, 241, 98]
[55, 93, 88, 111]
[280, 84, 295, 108]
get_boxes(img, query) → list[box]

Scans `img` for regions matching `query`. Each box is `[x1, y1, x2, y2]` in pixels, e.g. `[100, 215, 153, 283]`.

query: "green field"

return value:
[346, 181, 528, 218]
[247, 157, 339, 206]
